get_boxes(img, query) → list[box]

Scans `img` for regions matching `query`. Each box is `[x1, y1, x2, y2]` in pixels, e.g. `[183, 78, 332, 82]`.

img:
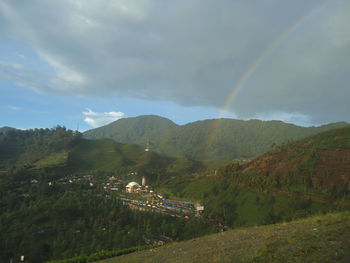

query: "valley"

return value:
[0, 121, 349, 262]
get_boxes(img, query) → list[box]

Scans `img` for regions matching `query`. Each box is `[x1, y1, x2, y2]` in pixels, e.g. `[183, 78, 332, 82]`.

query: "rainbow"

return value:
[203, 0, 333, 160]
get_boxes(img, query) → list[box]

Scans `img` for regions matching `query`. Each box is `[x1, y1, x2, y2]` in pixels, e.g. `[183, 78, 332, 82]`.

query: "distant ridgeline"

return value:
[0, 126, 82, 168]
[83, 115, 349, 161]
[0, 126, 203, 183]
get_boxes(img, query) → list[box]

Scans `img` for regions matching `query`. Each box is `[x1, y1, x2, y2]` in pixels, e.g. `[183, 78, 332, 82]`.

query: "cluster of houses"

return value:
[124, 176, 204, 217]
[102, 176, 124, 191]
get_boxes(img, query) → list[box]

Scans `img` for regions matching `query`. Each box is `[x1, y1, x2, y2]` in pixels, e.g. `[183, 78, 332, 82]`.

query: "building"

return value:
[145, 139, 150, 152]
[195, 202, 204, 216]
[126, 182, 141, 193]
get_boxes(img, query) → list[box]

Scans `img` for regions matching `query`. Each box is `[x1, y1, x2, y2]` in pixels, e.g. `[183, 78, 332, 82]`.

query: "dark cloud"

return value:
[0, 0, 349, 124]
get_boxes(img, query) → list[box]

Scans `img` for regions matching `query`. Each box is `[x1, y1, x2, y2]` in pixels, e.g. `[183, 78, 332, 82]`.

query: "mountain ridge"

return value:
[83, 115, 349, 161]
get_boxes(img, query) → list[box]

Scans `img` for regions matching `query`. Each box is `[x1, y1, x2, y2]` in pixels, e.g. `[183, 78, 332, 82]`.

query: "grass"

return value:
[35, 151, 68, 168]
[96, 211, 350, 263]
[67, 139, 129, 172]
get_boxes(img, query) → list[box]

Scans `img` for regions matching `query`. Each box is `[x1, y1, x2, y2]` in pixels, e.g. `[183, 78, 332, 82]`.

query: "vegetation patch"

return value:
[96, 212, 350, 263]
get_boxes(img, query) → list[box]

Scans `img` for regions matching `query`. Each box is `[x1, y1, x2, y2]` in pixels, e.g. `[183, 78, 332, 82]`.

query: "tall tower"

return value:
[142, 176, 146, 186]
[145, 139, 150, 152]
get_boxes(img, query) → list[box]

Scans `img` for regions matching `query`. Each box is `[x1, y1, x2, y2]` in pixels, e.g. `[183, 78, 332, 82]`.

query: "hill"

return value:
[0, 128, 209, 262]
[219, 126, 350, 200]
[65, 138, 203, 183]
[83, 115, 349, 161]
[0, 126, 16, 134]
[154, 127, 350, 228]
[83, 115, 179, 153]
[2, 125, 349, 262]
[0, 126, 81, 169]
[95, 211, 350, 263]
[0, 126, 203, 183]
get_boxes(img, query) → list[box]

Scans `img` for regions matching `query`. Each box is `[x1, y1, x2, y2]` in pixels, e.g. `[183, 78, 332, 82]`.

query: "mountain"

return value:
[0, 126, 81, 169]
[0, 126, 203, 183]
[218, 126, 350, 200]
[83, 115, 177, 148]
[83, 115, 349, 161]
[65, 138, 203, 182]
[156, 126, 350, 228]
[2, 125, 350, 262]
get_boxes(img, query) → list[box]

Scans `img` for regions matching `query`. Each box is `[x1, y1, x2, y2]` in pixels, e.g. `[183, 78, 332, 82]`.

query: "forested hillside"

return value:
[0, 127, 16, 134]
[218, 126, 350, 200]
[0, 127, 212, 262]
[66, 138, 203, 183]
[0, 173, 215, 262]
[156, 127, 350, 228]
[83, 115, 349, 161]
[0, 126, 81, 168]
[0, 127, 203, 183]
[2, 125, 350, 262]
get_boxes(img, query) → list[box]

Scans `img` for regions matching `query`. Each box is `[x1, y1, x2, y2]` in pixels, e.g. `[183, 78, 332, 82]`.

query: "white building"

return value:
[126, 182, 141, 193]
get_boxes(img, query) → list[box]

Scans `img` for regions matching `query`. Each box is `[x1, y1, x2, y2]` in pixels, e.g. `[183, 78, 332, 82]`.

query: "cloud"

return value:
[0, 0, 349, 124]
[0, 60, 53, 92]
[9, 106, 22, 111]
[82, 108, 125, 128]
[253, 111, 316, 127]
[16, 53, 25, 59]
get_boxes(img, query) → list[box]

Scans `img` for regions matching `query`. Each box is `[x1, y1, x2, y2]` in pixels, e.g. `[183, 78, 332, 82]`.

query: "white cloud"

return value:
[0, 0, 349, 124]
[16, 53, 25, 59]
[82, 108, 125, 128]
[253, 111, 317, 127]
[9, 106, 22, 111]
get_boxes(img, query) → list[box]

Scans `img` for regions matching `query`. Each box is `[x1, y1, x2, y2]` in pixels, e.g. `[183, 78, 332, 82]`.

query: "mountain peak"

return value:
[84, 115, 349, 161]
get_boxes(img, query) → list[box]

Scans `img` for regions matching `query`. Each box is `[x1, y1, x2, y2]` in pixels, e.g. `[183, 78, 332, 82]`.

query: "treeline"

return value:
[0, 169, 216, 263]
[0, 126, 81, 167]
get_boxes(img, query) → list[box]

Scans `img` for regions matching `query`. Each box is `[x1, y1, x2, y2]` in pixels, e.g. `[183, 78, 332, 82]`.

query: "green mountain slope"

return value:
[97, 211, 350, 263]
[83, 115, 349, 161]
[219, 126, 350, 200]
[83, 115, 179, 153]
[0, 126, 81, 168]
[66, 138, 203, 182]
[0, 127, 203, 183]
[156, 127, 350, 228]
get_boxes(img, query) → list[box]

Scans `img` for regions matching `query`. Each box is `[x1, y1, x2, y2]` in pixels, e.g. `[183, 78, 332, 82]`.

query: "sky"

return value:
[0, 0, 349, 131]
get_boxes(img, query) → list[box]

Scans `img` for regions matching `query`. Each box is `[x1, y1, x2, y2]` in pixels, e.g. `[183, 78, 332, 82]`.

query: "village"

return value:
[27, 171, 205, 219]
[120, 176, 204, 218]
